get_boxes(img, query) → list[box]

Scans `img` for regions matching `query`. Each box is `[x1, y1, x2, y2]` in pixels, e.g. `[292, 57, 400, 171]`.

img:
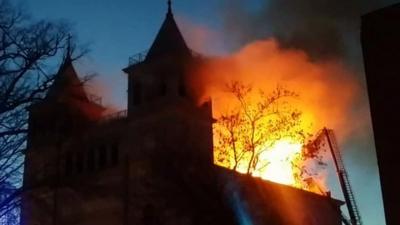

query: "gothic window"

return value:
[65, 152, 73, 176]
[98, 145, 107, 169]
[178, 80, 186, 97]
[87, 148, 95, 172]
[160, 81, 167, 96]
[76, 152, 84, 173]
[133, 81, 142, 105]
[111, 142, 119, 166]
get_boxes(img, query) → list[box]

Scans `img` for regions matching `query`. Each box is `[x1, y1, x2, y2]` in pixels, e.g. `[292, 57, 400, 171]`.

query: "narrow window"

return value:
[87, 148, 95, 172]
[178, 80, 186, 97]
[76, 152, 84, 173]
[160, 81, 167, 96]
[111, 142, 119, 166]
[65, 152, 73, 176]
[99, 145, 107, 169]
[133, 81, 142, 105]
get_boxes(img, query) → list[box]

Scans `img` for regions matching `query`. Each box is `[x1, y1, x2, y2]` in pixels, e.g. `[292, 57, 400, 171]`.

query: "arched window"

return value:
[178, 78, 186, 97]
[65, 152, 73, 176]
[111, 142, 119, 166]
[87, 148, 95, 172]
[133, 81, 142, 105]
[76, 152, 84, 173]
[160, 81, 167, 96]
[98, 145, 107, 169]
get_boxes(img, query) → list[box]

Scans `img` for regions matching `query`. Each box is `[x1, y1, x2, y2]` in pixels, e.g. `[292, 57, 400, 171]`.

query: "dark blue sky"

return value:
[25, 0, 250, 108]
[23, 1, 385, 225]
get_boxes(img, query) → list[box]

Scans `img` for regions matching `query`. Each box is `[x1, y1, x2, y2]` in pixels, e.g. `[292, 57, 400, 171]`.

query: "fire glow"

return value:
[233, 139, 304, 186]
[255, 140, 303, 186]
[212, 94, 315, 192]
[190, 39, 360, 193]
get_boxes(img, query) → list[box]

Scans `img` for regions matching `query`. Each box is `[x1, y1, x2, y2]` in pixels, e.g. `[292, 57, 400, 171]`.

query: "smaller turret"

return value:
[28, 52, 104, 147]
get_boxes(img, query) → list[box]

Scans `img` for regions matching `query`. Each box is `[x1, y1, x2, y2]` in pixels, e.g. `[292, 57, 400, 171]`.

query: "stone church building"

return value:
[21, 2, 344, 225]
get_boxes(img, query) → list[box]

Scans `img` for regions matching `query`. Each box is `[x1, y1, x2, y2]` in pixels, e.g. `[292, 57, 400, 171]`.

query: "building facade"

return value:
[21, 3, 343, 225]
[361, 4, 400, 225]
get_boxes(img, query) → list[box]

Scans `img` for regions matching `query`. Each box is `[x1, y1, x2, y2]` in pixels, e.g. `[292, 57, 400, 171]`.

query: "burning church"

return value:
[21, 1, 344, 225]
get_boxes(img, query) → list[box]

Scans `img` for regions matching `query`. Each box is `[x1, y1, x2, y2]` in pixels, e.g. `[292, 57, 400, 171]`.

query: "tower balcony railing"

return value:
[128, 50, 149, 67]
[127, 48, 204, 67]
[102, 110, 128, 122]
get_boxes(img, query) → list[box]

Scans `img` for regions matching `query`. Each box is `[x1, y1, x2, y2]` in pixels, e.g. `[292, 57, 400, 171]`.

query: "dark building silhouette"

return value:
[361, 4, 400, 225]
[21, 2, 343, 225]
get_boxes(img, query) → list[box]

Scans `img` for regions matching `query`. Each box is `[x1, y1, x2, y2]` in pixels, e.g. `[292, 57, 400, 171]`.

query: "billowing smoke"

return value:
[179, 2, 400, 204]
[181, 0, 400, 142]
[180, 2, 391, 222]
[221, 0, 397, 63]
[189, 39, 360, 140]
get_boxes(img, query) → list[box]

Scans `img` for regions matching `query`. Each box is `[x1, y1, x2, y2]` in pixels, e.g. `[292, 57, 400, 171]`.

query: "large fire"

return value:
[211, 85, 319, 192]
[233, 139, 304, 186]
[189, 39, 360, 194]
[254, 140, 303, 186]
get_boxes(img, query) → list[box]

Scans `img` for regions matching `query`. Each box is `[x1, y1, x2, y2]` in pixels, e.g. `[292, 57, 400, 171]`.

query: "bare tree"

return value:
[214, 81, 321, 186]
[0, 0, 77, 222]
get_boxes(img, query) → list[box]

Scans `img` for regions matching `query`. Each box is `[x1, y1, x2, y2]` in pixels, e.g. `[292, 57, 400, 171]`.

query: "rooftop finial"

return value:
[167, 0, 172, 16]
[66, 34, 72, 59]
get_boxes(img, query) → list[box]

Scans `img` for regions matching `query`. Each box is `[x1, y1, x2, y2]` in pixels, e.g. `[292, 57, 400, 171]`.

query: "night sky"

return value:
[23, 0, 387, 225]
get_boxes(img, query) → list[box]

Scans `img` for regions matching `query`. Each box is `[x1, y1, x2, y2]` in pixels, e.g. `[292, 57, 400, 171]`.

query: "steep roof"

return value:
[37, 53, 105, 121]
[363, 3, 400, 18]
[46, 54, 89, 102]
[145, 2, 191, 61]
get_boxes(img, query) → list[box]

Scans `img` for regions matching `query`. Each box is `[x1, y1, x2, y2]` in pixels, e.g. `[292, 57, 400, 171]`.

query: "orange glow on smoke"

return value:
[189, 39, 361, 194]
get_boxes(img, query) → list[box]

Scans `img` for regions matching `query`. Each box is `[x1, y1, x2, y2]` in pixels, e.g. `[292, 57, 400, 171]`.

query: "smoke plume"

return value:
[181, 0, 400, 141]
[189, 39, 361, 139]
[221, 0, 397, 62]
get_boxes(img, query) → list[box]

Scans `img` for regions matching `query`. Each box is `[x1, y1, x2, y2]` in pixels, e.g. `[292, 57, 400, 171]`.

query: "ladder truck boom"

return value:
[314, 128, 363, 225]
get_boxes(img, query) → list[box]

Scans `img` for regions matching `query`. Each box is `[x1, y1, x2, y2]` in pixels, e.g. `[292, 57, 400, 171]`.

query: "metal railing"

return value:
[127, 48, 203, 67]
[128, 50, 148, 66]
[102, 110, 128, 122]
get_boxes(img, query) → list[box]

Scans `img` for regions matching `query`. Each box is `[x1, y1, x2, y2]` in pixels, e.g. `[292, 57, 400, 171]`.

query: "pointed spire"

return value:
[167, 0, 172, 16]
[56, 35, 73, 75]
[45, 35, 88, 102]
[66, 34, 72, 59]
[144, 1, 191, 61]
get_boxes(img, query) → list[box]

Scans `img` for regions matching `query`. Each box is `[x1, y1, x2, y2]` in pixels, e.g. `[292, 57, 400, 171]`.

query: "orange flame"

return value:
[189, 39, 361, 194]
[255, 140, 303, 186]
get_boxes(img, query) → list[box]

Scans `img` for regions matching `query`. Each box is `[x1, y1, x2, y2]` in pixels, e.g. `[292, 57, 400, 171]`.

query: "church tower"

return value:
[22, 3, 217, 225]
[123, 0, 198, 114]
[22, 48, 105, 225]
[122, 1, 213, 163]
[27, 50, 104, 145]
